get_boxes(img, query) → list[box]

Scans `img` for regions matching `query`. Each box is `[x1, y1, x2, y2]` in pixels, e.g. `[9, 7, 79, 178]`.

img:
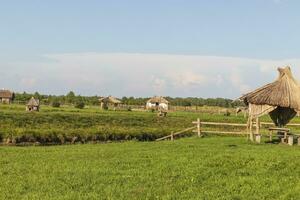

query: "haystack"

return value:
[26, 97, 40, 111]
[240, 66, 300, 140]
[99, 96, 122, 110]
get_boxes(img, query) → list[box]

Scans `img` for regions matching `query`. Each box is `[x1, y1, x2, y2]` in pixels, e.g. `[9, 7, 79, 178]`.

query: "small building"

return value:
[146, 96, 169, 111]
[0, 89, 14, 104]
[99, 96, 122, 110]
[26, 97, 40, 112]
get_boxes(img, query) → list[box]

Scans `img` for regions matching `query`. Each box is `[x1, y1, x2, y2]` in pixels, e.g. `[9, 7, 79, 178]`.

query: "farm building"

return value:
[240, 66, 300, 141]
[26, 97, 40, 112]
[146, 96, 169, 111]
[99, 96, 122, 110]
[0, 89, 14, 104]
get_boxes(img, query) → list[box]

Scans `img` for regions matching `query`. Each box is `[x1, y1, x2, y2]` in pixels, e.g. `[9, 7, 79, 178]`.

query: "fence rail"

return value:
[156, 118, 300, 142]
[156, 118, 250, 141]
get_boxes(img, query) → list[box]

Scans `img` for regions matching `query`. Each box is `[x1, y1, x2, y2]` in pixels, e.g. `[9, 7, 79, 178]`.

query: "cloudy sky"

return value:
[1, 0, 300, 98]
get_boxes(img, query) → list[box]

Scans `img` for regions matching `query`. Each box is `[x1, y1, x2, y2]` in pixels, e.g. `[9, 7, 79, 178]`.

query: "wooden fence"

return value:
[156, 118, 248, 141]
[156, 118, 300, 142]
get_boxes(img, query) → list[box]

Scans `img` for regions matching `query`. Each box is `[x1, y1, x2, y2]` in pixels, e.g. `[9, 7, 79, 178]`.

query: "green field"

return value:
[1, 137, 300, 200]
[0, 104, 251, 144]
[1, 104, 300, 199]
[3, 103, 299, 145]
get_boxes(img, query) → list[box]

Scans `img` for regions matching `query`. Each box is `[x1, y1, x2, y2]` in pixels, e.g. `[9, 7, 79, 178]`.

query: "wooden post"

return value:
[255, 134, 261, 143]
[269, 130, 272, 142]
[256, 117, 260, 135]
[298, 137, 300, 146]
[170, 131, 174, 141]
[288, 135, 293, 146]
[249, 116, 254, 141]
[197, 118, 201, 137]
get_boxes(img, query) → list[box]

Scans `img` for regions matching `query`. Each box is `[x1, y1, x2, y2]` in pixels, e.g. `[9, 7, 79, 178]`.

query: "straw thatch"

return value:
[241, 66, 300, 110]
[99, 96, 122, 104]
[0, 89, 14, 103]
[99, 96, 122, 110]
[147, 96, 169, 104]
[26, 97, 40, 111]
[240, 66, 300, 126]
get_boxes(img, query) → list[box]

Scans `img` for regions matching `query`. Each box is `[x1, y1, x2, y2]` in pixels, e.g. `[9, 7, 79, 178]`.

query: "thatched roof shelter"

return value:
[0, 90, 14, 99]
[240, 66, 300, 127]
[99, 96, 122, 104]
[99, 96, 122, 110]
[26, 97, 40, 111]
[0, 89, 14, 104]
[147, 96, 169, 104]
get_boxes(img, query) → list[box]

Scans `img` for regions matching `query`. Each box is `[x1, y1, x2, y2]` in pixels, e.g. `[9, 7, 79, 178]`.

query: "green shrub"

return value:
[52, 101, 61, 108]
[75, 101, 85, 109]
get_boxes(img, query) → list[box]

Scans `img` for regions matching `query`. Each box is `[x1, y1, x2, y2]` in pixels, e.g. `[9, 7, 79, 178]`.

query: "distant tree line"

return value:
[13, 91, 245, 108]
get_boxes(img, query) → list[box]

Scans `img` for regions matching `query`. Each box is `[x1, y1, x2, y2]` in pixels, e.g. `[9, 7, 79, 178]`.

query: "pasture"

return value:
[0, 104, 249, 145]
[1, 137, 300, 199]
[2, 104, 300, 145]
[1, 104, 300, 199]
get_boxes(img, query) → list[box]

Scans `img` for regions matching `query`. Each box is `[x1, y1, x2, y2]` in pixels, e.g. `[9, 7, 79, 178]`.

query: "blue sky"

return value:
[1, 0, 300, 97]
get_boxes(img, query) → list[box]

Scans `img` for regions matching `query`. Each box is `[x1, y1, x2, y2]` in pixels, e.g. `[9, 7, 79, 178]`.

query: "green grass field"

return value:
[0, 104, 252, 144]
[1, 103, 296, 145]
[1, 137, 300, 200]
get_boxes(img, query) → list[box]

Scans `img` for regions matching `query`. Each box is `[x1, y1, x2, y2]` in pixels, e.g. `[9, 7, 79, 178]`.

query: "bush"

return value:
[52, 101, 61, 108]
[75, 101, 85, 109]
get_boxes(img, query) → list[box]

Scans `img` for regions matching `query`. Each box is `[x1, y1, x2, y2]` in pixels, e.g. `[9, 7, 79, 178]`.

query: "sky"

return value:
[1, 0, 300, 98]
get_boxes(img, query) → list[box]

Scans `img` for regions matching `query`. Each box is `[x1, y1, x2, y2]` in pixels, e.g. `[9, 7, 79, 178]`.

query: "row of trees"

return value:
[13, 91, 245, 108]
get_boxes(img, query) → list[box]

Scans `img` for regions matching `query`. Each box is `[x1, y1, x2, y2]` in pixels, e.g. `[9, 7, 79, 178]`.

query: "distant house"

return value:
[26, 97, 40, 111]
[0, 89, 14, 104]
[99, 96, 122, 110]
[146, 96, 169, 111]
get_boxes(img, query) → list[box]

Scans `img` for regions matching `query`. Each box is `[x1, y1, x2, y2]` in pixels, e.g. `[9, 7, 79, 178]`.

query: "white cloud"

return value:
[20, 77, 37, 88]
[1, 52, 300, 98]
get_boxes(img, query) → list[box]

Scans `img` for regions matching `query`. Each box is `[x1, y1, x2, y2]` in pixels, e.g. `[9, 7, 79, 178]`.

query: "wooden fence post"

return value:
[171, 131, 174, 141]
[288, 136, 294, 146]
[256, 117, 260, 135]
[197, 118, 201, 137]
[249, 116, 254, 141]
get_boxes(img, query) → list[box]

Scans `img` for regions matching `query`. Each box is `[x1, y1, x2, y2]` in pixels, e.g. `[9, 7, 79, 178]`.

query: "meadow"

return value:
[1, 137, 300, 200]
[0, 104, 245, 145]
[1, 104, 300, 145]
[1, 104, 300, 199]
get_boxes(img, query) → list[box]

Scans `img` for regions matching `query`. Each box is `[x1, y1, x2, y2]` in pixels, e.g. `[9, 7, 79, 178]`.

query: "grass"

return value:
[0, 104, 249, 144]
[2, 104, 300, 144]
[1, 137, 300, 200]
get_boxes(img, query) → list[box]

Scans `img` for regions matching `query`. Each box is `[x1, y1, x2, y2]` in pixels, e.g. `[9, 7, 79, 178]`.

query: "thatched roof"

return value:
[240, 66, 300, 111]
[99, 96, 122, 104]
[27, 97, 40, 106]
[240, 66, 300, 126]
[0, 90, 14, 99]
[147, 96, 169, 104]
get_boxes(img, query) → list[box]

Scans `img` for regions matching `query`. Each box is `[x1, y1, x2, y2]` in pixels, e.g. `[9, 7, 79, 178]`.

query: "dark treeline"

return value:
[14, 91, 245, 108]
